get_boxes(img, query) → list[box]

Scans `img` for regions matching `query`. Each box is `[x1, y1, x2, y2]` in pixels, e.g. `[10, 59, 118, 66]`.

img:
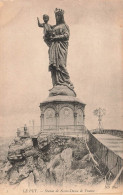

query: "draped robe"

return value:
[48, 23, 74, 90]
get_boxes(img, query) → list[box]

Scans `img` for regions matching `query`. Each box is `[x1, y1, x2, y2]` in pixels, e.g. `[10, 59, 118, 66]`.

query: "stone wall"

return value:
[91, 129, 123, 138]
[88, 130, 123, 185]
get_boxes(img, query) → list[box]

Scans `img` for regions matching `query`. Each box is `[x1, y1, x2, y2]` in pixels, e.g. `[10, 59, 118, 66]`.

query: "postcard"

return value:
[0, 0, 123, 195]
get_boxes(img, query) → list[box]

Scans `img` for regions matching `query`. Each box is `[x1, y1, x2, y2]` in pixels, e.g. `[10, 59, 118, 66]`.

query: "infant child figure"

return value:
[37, 14, 53, 46]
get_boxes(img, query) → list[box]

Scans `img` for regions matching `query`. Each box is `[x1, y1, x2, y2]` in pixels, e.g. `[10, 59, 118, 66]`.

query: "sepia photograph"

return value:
[0, 0, 123, 194]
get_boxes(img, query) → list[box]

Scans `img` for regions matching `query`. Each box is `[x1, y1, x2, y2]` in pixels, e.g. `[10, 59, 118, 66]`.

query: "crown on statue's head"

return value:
[54, 8, 64, 15]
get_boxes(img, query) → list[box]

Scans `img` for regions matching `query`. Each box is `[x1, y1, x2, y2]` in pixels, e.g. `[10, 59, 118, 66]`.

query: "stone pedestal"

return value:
[49, 85, 76, 97]
[39, 95, 86, 134]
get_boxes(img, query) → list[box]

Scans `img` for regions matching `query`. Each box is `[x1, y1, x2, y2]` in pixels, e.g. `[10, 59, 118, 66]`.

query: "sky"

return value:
[0, 0, 123, 137]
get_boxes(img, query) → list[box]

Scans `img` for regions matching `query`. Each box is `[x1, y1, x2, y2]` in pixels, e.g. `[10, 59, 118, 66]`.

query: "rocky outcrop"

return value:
[8, 138, 34, 162]
[0, 161, 12, 184]
[0, 134, 104, 186]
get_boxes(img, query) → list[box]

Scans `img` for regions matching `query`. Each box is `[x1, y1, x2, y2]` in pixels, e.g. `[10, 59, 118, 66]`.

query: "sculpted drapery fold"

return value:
[38, 8, 75, 94]
[48, 23, 74, 89]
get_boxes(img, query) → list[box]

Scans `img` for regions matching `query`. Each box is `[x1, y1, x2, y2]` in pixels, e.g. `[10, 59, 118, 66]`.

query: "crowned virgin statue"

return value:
[37, 8, 76, 97]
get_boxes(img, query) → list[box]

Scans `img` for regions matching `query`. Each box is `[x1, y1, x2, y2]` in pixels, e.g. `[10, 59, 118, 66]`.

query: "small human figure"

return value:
[24, 124, 28, 136]
[37, 14, 53, 46]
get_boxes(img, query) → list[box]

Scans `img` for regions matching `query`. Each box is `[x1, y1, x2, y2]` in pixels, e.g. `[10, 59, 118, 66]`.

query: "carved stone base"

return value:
[40, 95, 86, 133]
[49, 85, 76, 97]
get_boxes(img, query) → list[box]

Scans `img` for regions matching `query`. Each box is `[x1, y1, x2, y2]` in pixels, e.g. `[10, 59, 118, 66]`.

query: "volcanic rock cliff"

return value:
[0, 134, 104, 187]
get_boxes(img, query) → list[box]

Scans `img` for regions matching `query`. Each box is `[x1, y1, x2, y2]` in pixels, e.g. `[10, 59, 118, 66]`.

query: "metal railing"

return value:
[17, 125, 87, 138]
[43, 124, 86, 130]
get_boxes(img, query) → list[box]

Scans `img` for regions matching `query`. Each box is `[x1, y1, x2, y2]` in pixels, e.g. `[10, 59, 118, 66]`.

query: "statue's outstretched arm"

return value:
[37, 17, 44, 27]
